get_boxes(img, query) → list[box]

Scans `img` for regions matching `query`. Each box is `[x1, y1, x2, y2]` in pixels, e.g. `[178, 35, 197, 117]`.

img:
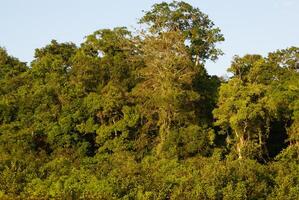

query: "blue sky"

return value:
[1, 0, 298, 76]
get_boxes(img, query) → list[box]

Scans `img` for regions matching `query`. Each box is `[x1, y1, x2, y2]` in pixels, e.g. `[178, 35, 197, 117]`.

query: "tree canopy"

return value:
[0, 1, 298, 199]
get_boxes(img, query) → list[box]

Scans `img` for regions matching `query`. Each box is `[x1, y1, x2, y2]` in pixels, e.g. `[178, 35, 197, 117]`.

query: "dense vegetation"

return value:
[0, 1, 298, 199]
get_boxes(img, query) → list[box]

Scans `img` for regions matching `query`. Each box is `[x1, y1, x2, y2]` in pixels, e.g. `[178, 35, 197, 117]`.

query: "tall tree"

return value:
[214, 47, 299, 159]
[139, 0, 224, 65]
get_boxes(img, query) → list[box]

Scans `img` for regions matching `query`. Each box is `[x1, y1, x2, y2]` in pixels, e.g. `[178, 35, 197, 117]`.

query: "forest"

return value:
[0, 1, 298, 199]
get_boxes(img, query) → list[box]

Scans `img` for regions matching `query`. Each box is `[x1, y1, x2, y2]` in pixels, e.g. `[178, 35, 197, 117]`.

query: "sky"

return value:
[0, 0, 298, 76]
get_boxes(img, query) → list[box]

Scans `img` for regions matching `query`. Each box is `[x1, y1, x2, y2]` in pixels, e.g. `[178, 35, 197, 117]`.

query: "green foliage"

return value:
[0, 1, 298, 199]
[214, 48, 299, 160]
[139, 1, 224, 63]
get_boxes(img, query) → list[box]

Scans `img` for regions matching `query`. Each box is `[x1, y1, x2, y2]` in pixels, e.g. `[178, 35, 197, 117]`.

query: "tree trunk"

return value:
[236, 131, 244, 159]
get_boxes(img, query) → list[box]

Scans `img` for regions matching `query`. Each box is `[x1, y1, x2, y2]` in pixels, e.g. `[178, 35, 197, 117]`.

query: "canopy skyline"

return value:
[0, 1, 298, 198]
[0, 0, 299, 76]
